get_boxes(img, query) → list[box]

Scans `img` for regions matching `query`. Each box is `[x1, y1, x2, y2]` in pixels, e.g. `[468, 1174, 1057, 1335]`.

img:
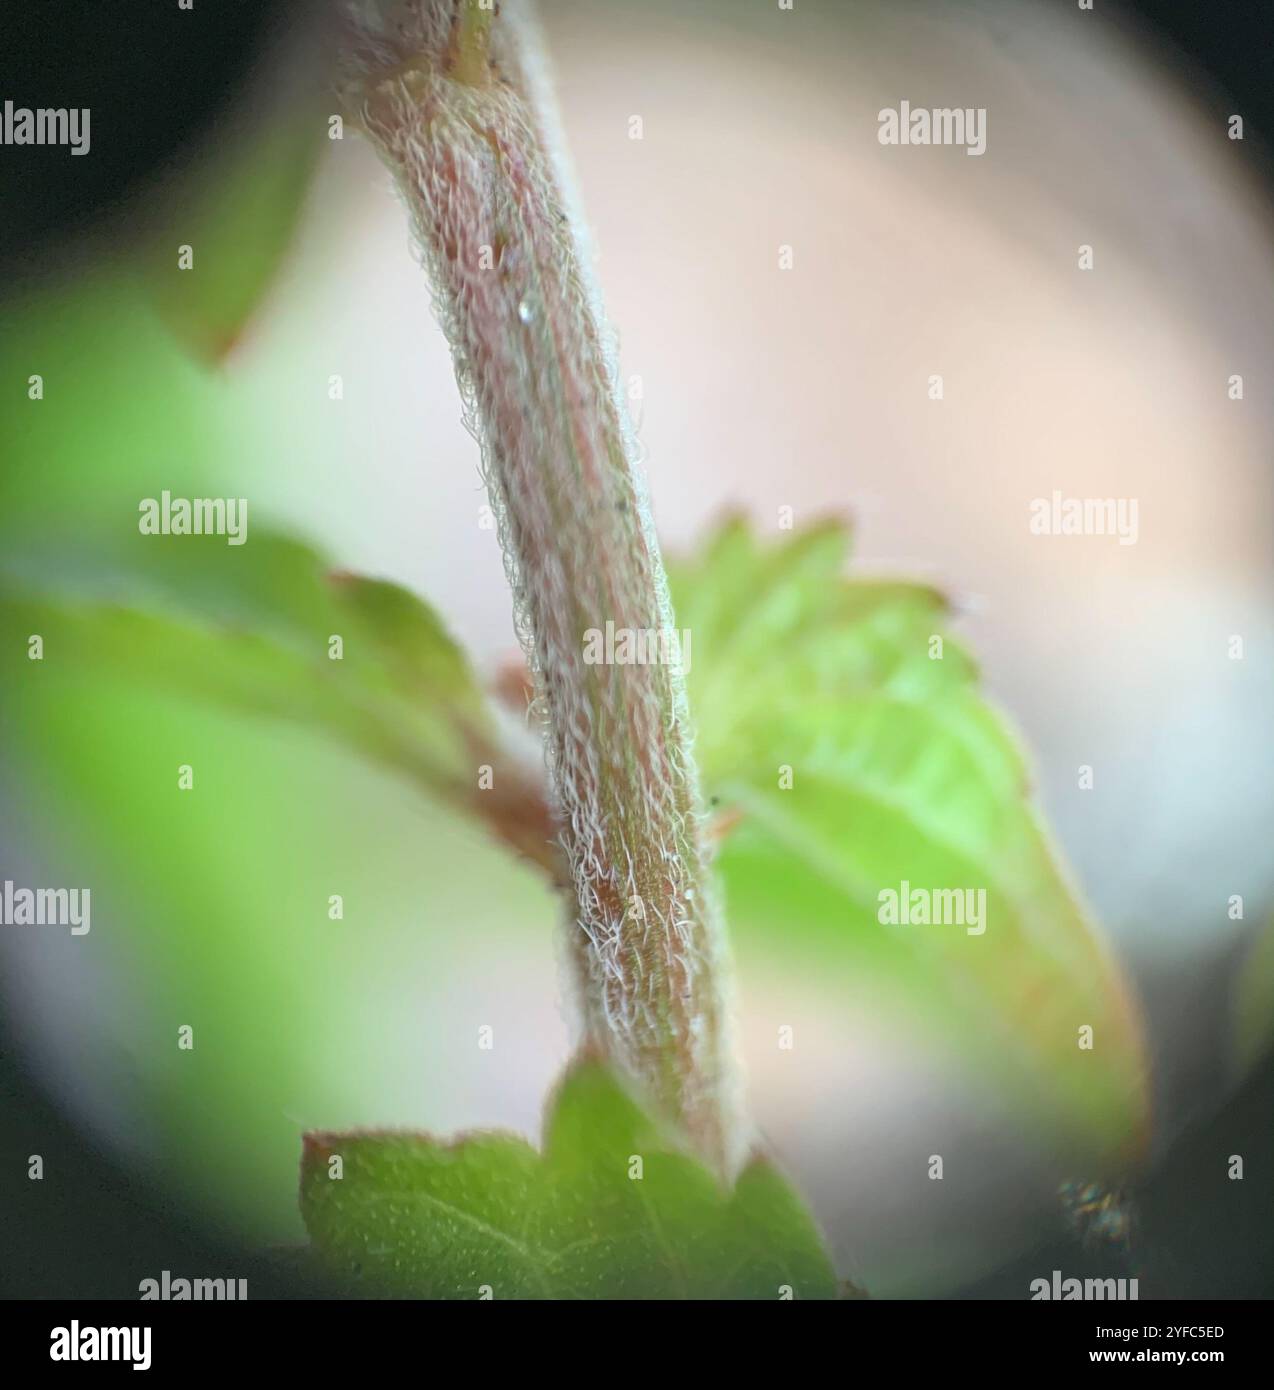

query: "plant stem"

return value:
[336, 0, 743, 1176]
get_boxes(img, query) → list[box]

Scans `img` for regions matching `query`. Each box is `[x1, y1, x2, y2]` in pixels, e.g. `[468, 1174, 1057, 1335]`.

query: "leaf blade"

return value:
[300, 1057, 839, 1300]
[670, 518, 1149, 1162]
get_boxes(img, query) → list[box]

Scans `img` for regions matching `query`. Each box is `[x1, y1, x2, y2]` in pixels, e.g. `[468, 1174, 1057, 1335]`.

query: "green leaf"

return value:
[144, 93, 324, 362]
[300, 1055, 838, 1299]
[0, 531, 558, 877]
[668, 517, 1149, 1163]
[1233, 913, 1274, 1081]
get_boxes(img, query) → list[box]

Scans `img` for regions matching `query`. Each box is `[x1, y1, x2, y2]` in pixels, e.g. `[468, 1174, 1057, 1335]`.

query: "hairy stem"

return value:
[336, 0, 743, 1176]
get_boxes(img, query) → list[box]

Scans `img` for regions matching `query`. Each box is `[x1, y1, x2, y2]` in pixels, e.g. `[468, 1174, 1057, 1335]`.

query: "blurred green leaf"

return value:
[669, 517, 1149, 1164]
[144, 94, 324, 363]
[0, 532, 557, 876]
[0, 280, 228, 535]
[301, 1055, 838, 1299]
[1233, 913, 1274, 1081]
[0, 262, 562, 1251]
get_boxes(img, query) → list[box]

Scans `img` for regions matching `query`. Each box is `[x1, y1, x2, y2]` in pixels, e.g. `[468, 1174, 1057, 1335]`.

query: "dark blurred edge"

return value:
[1112, 0, 1274, 191]
[0, 1011, 337, 1299]
[1, 0, 1272, 275]
[958, 1041, 1274, 1299]
[0, 0, 312, 281]
[0, 0, 1272, 1300]
[0, 0, 328, 1301]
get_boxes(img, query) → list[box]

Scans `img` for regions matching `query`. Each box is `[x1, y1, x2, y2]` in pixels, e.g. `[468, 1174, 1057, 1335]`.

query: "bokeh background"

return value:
[2, 0, 1272, 1298]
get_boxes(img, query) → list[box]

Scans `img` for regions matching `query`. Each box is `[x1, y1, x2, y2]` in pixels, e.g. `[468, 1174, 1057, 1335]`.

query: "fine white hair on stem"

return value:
[335, 0, 745, 1177]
